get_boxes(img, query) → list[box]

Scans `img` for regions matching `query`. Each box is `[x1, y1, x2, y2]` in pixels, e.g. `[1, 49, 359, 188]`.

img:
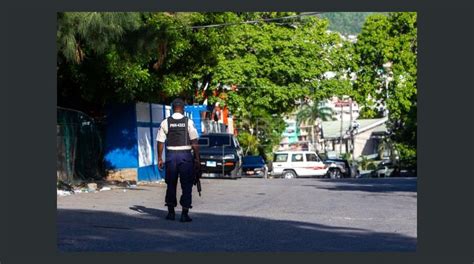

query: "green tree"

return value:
[237, 132, 259, 155]
[296, 101, 334, 125]
[57, 12, 141, 64]
[353, 12, 417, 165]
[57, 12, 244, 107]
[295, 101, 334, 152]
[58, 12, 413, 161]
[208, 16, 337, 113]
[201, 14, 351, 155]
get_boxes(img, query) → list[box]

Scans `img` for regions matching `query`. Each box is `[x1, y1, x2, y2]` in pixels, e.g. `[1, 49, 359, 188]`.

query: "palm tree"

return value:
[296, 100, 334, 151]
[57, 12, 141, 64]
[238, 132, 259, 156]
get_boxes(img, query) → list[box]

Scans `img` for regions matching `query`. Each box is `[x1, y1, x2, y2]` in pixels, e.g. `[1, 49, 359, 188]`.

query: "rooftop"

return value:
[321, 117, 388, 139]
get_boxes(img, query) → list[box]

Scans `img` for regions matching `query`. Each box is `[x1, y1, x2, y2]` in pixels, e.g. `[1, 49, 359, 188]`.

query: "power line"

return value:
[188, 12, 324, 29]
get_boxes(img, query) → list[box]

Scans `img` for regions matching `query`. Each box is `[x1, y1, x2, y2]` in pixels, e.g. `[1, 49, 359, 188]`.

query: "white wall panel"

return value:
[151, 104, 165, 124]
[152, 127, 160, 164]
[136, 102, 150, 123]
[137, 127, 152, 167]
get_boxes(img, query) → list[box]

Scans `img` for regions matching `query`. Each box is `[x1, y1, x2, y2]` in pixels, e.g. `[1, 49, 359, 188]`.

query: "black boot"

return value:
[180, 208, 192, 222]
[165, 206, 175, 220]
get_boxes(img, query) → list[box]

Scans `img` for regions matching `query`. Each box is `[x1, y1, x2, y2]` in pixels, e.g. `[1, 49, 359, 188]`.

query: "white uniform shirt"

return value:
[156, 112, 199, 150]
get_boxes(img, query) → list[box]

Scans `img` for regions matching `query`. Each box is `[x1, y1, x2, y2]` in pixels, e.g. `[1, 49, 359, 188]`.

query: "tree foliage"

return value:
[296, 101, 334, 125]
[57, 12, 241, 106]
[57, 12, 417, 163]
[57, 12, 141, 64]
[353, 12, 417, 163]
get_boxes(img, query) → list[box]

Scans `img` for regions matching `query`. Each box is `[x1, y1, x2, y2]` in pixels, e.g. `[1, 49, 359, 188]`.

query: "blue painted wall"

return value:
[104, 103, 209, 182]
[104, 104, 138, 169]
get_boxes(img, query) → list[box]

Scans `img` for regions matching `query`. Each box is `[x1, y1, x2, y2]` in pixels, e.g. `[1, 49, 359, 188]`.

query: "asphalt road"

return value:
[57, 177, 417, 252]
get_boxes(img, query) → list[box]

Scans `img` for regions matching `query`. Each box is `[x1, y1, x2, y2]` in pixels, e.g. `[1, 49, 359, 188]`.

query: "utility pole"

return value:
[339, 101, 343, 155]
[349, 98, 355, 162]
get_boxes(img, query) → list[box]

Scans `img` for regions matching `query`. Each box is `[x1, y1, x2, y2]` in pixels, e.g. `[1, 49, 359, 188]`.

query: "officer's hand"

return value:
[194, 159, 201, 170]
[158, 159, 164, 170]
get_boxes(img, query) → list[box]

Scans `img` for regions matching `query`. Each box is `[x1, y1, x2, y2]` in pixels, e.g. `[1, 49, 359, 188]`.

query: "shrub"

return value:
[395, 143, 417, 170]
[359, 156, 369, 170]
[341, 152, 351, 160]
[366, 162, 377, 171]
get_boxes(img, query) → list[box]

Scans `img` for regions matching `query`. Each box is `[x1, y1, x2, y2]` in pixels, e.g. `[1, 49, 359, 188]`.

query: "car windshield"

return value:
[198, 135, 234, 147]
[324, 159, 348, 167]
[243, 156, 263, 164]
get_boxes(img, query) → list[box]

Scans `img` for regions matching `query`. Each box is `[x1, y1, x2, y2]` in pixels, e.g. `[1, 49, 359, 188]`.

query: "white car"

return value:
[271, 151, 328, 179]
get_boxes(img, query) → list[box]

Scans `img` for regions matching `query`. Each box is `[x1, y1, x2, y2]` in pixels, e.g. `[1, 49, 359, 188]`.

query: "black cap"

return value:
[171, 98, 185, 108]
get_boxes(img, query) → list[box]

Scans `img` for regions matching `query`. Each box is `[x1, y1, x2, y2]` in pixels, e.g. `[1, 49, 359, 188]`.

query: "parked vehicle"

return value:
[323, 158, 359, 178]
[198, 133, 243, 178]
[370, 159, 400, 178]
[241, 155, 268, 178]
[271, 151, 328, 179]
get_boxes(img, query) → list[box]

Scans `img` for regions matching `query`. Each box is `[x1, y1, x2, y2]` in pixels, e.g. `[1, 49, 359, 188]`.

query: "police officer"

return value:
[156, 98, 200, 222]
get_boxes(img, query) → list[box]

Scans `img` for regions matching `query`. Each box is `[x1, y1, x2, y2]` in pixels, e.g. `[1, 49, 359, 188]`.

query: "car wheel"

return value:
[329, 169, 341, 179]
[283, 170, 296, 179]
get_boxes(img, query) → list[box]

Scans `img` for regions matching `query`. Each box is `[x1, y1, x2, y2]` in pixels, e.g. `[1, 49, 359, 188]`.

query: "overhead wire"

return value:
[187, 12, 324, 29]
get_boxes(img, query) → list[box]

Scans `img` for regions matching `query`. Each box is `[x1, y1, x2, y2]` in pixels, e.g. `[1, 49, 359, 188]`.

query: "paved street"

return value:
[57, 177, 417, 252]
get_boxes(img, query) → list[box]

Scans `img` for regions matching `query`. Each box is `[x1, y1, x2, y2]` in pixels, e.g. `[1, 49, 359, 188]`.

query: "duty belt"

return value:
[166, 147, 192, 152]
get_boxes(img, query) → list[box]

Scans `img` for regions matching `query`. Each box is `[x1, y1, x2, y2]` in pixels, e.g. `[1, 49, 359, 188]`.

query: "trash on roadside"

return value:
[75, 188, 90, 193]
[87, 183, 98, 191]
[100, 187, 112, 191]
[57, 190, 73, 196]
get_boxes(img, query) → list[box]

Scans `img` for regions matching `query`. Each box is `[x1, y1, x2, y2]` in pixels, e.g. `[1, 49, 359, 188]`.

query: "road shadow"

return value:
[57, 205, 416, 252]
[304, 178, 417, 193]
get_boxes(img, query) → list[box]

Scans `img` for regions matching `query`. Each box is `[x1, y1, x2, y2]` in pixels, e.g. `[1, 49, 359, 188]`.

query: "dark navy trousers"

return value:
[164, 150, 194, 209]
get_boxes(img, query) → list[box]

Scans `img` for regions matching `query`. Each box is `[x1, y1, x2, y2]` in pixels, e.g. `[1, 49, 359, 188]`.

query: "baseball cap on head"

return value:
[171, 98, 185, 108]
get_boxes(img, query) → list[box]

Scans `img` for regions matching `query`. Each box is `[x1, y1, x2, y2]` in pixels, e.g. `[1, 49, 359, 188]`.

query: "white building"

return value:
[320, 117, 389, 160]
[319, 96, 360, 121]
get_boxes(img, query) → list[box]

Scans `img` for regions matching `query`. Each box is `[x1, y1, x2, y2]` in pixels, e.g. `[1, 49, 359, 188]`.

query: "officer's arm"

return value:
[158, 141, 164, 161]
[157, 119, 167, 169]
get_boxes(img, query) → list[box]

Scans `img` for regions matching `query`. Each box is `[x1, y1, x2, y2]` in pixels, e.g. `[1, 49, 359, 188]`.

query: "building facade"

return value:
[320, 117, 388, 160]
